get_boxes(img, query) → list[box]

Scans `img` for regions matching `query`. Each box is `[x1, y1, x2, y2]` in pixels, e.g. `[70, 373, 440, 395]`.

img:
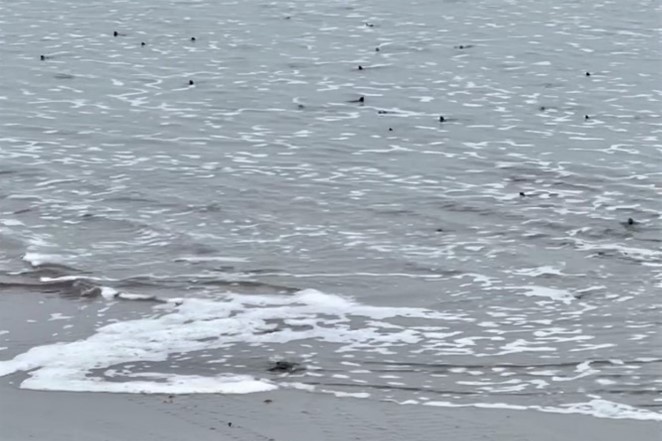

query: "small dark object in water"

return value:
[349, 96, 364, 103]
[365, 22, 374, 27]
[141, 42, 146, 46]
[297, 103, 305, 110]
[264, 399, 273, 404]
[378, 110, 389, 114]
[435, 228, 444, 232]
[268, 360, 301, 373]
[439, 115, 445, 122]
[375, 47, 380, 52]
[585, 71, 591, 76]
[628, 218, 636, 226]
[539, 106, 546, 111]
[519, 192, 526, 197]
[113, 31, 119, 37]
[584, 114, 590, 120]
[388, 127, 393, 131]
[191, 37, 196, 42]
[228, 422, 232, 427]
[358, 65, 363, 70]
[285, 16, 291, 20]
[40, 55, 46, 61]
[189, 79, 194, 86]
[455, 44, 474, 49]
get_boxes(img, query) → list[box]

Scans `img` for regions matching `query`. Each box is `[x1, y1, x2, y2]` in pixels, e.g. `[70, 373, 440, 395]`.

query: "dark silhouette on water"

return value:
[189, 79, 194, 86]
[439, 115, 446, 122]
[190, 37, 196, 42]
[40, 55, 46, 61]
[519, 192, 526, 197]
[539, 106, 546, 111]
[388, 128, 393, 132]
[375, 47, 380, 52]
[268, 360, 303, 373]
[628, 218, 636, 226]
[585, 115, 590, 120]
[358, 65, 363, 70]
[586, 72, 591, 77]
[349, 96, 364, 103]
[141, 42, 146, 46]
[113, 31, 119, 37]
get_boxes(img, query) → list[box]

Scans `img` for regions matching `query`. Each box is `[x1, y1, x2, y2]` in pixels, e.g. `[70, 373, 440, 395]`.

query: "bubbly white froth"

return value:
[1, 289, 660, 421]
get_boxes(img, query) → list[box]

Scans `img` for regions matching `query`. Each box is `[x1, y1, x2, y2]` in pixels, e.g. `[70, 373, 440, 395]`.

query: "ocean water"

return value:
[1, 0, 661, 422]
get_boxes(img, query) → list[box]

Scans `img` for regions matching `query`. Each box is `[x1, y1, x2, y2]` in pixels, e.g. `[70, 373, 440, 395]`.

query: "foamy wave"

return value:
[0, 289, 446, 393]
[22, 252, 71, 267]
[0, 289, 658, 422]
[22, 372, 276, 395]
[422, 398, 662, 422]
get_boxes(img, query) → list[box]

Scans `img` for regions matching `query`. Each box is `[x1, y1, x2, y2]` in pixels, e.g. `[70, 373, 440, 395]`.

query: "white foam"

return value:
[0, 219, 24, 226]
[40, 275, 112, 283]
[116, 292, 158, 301]
[23, 252, 71, 267]
[0, 289, 449, 394]
[522, 286, 575, 304]
[512, 266, 565, 277]
[48, 313, 72, 321]
[175, 256, 249, 263]
[100, 287, 120, 300]
[23, 372, 276, 394]
[325, 390, 370, 399]
[422, 398, 662, 421]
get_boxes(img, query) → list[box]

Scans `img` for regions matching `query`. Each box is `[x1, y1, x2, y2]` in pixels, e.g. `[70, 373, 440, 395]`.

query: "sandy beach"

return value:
[1, 378, 660, 441]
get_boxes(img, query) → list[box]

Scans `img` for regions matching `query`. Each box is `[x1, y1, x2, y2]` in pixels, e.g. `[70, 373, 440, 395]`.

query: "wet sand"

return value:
[1, 379, 660, 441]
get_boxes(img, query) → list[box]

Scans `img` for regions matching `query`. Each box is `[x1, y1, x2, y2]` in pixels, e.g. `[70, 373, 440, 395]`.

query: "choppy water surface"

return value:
[1, 0, 661, 421]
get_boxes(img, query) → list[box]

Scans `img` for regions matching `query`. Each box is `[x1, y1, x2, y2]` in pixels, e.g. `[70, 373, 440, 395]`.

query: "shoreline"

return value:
[1, 379, 660, 441]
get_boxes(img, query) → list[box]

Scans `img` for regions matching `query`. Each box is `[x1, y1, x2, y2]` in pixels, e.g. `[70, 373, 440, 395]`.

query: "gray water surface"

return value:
[0, 0, 661, 420]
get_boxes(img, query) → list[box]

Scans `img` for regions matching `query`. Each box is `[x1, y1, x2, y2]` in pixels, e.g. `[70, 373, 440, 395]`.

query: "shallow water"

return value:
[0, 0, 661, 421]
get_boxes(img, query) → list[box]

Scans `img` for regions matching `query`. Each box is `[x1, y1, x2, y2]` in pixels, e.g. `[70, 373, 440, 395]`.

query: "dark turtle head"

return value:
[191, 37, 196, 42]
[439, 115, 445, 122]
[358, 65, 363, 70]
[584, 114, 590, 120]
[40, 55, 46, 61]
[189, 79, 194, 86]
[358, 96, 364, 103]
[113, 31, 118, 37]
[628, 218, 635, 225]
